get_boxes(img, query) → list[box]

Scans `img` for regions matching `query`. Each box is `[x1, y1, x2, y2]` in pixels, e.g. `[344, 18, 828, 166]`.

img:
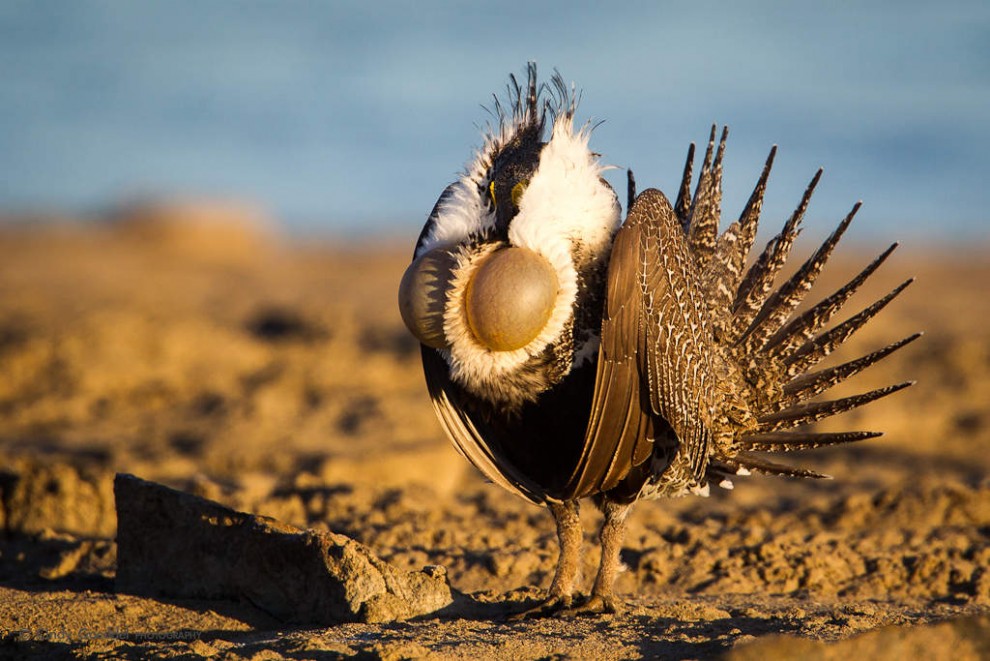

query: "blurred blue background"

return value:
[1, 0, 987, 241]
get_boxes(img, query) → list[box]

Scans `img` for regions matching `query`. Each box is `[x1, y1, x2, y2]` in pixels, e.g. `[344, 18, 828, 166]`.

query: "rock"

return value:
[113, 473, 453, 624]
[0, 459, 116, 537]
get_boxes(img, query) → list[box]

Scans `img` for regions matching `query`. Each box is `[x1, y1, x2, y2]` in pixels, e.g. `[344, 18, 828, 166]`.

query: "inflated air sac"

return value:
[465, 247, 558, 352]
[398, 247, 457, 349]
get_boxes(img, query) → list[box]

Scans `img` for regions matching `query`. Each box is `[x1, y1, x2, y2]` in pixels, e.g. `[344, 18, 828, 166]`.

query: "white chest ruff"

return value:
[422, 116, 621, 402]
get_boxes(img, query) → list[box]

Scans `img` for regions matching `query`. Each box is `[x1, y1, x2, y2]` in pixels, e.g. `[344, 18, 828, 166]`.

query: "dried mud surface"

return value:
[0, 214, 988, 659]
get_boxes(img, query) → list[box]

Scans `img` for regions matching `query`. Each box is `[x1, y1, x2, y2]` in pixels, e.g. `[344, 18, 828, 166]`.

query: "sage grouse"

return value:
[398, 64, 917, 617]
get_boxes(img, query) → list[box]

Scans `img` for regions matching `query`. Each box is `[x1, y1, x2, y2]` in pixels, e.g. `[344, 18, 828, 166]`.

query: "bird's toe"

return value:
[507, 593, 574, 621]
[561, 593, 620, 617]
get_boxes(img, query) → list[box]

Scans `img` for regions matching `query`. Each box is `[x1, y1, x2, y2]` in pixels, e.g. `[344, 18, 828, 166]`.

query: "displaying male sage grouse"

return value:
[397, 64, 918, 618]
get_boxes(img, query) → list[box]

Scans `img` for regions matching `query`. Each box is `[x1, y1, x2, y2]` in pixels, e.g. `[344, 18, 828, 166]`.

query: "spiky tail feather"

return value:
[677, 126, 917, 482]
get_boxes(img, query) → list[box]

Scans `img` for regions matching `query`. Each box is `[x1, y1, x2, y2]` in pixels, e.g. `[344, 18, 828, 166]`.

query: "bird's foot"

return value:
[561, 593, 620, 617]
[507, 593, 574, 622]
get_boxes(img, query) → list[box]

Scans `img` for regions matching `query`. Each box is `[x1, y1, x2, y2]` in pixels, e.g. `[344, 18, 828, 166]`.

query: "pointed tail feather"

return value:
[704, 146, 777, 339]
[731, 453, 832, 479]
[720, 145, 776, 292]
[729, 169, 822, 344]
[756, 381, 914, 432]
[686, 125, 728, 265]
[674, 142, 696, 231]
[738, 430, 881, 452]
[779, 333, 922, 410]
[737, 204, 859, 356]
[784, 278, 915, 379]
[764, 243, 899, 361]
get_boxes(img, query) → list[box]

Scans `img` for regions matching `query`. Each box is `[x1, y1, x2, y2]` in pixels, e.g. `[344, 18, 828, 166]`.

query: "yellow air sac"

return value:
[465, 247, 558, 352]
[398, 247, 456, 349]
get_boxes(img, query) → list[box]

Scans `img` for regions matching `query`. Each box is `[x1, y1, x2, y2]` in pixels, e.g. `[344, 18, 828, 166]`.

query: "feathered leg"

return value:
[510, 499, 582, 620]
[565, 499, 632, 615]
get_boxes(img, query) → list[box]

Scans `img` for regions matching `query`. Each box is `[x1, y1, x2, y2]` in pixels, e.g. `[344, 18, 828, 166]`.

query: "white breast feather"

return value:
[442, 116, 620, 392]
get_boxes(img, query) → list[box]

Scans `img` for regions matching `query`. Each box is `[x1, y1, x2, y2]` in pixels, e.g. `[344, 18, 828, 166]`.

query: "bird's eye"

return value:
[511, 181, 528, 208]
[489, 179, 528, 210]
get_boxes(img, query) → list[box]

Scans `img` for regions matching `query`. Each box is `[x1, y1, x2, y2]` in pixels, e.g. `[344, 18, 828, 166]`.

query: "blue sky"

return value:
[1, 1, 987, 241]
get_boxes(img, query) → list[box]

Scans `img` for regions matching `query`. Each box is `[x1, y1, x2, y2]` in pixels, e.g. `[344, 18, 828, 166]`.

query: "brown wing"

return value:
[422, 347, 548, 504]
[563, 189, 719, 498]
[639, 190, 720, 482]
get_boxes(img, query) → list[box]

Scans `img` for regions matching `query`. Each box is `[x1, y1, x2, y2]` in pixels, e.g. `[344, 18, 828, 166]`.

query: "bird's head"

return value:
[398, 65, 621, 404]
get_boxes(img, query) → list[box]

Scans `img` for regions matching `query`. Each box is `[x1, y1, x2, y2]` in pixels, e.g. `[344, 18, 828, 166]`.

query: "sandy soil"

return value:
[0, 207, 988, 659]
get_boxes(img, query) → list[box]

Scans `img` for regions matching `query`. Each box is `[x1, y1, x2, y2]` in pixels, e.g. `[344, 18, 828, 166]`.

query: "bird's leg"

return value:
[545, 499, 582, 604]
[509, 499, 581, 620]
[565, 499, 631, 615]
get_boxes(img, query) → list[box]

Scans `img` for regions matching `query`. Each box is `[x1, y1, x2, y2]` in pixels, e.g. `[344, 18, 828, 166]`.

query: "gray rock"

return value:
[114, 473, 453, 624]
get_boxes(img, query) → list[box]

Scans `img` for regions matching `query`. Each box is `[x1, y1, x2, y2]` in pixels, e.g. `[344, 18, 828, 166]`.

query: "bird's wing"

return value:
[422, 347, 547, 504]
[564, 188, 718, 498]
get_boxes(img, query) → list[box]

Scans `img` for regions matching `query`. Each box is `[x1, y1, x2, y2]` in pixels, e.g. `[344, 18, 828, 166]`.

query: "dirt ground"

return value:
[0, 207, 988, 659]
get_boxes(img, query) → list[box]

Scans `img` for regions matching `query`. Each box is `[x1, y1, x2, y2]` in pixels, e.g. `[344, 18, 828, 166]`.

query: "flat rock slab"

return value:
[114, 473, 453, 624]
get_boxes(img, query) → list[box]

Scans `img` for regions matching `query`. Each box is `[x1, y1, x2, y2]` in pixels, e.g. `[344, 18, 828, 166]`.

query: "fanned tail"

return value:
[676, 128, 917, 482]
